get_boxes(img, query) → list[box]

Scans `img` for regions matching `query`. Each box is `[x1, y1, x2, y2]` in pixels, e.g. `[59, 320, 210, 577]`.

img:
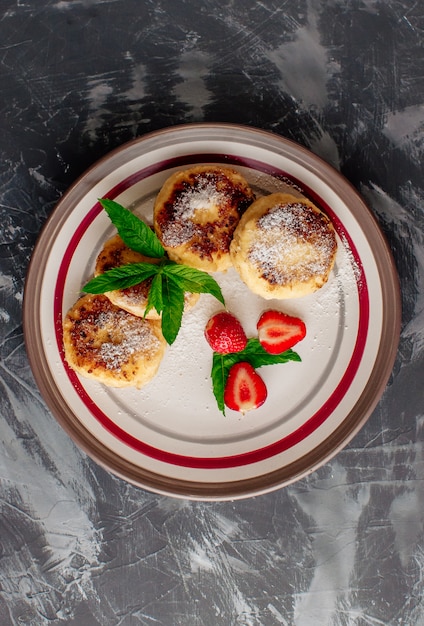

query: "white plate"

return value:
[23, 124, 401, 500]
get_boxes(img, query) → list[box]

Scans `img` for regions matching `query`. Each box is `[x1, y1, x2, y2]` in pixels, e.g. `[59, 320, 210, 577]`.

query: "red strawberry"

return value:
[257, 310, 306, 355]
[224, 362, 267, 413]
[205, 311, 247, 354]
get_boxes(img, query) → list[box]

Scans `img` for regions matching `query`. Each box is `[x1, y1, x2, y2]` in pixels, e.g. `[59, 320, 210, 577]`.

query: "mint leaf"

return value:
[145, 272, 163, 317]
[163, 264, 225, 305]
[82, 263, 158, 294]
[210, 338, 301, 415]
[237, 338, 302, 368]
[211, 353, 230, 415]
[161, 276, 185, 345]
[99, 198, 165, 258]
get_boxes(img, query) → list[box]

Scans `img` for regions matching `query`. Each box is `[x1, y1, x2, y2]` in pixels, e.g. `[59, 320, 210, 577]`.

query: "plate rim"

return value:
[23, 122, 401, 500]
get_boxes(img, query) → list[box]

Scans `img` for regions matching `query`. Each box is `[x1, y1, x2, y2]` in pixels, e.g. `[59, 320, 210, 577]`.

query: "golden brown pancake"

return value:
[230, 193, 337, 299]
[153, 165, 255, 272]
[63, 294, 167, 388]
[94, 234, 199, 319]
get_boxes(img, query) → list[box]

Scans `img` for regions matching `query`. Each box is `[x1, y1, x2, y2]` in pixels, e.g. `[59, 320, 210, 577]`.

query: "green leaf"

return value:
[82, 263, 158, 294]
[238, 338, 302, 368]
[99, 198, 165, 258]
[211, 353, 231, 415]
[160, 276, 186, 345]
[145, 272, 163, 317]
[163, 264, 225, 305]
[210, 338, 301, 415]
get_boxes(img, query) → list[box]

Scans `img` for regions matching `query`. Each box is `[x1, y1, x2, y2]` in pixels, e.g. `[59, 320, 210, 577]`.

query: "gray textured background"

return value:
[1, 1, 423, 624]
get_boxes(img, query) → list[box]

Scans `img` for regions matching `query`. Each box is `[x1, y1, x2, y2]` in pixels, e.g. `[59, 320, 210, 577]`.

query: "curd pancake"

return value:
[230, 193, 338, 299]
[95, 234, 199, 319]
[63, 294, 167, 388]
[153, 165, 255, 272]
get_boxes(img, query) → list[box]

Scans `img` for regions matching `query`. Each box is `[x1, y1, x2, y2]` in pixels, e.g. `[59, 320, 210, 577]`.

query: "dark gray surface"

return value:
[1, 1, 423, 624]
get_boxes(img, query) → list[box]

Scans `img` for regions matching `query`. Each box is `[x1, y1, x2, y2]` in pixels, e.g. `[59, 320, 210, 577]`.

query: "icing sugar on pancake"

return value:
[153, 165, 255, 272]
[94, 234, 199, 319]
[63, 294, 167, 388]
[230, 193, 338, 299]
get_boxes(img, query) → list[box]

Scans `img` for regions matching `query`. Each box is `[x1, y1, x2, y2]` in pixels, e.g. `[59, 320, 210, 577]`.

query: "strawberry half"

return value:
[224, 362, 267, 413]
[205, 311, 247, 354]
[257, 310, 306, 355]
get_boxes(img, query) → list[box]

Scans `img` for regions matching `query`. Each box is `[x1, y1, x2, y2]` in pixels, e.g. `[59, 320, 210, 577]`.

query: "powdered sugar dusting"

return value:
[96, 309, 160, 371]
[175, 180, 225, 217]
[161, 175, 229, 247]
[337, 232, 362, 284]
[249, 202, 337, 284]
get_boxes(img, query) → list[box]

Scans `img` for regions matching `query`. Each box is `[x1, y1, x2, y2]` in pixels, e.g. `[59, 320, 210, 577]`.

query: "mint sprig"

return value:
[82, 199, 225, 345]
[211, 338, 301, 414]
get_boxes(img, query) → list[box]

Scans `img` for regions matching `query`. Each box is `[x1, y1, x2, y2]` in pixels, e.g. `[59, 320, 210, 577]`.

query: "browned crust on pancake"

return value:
[153, 165, 255, 272]
[230, 193, 338, 299]
[63, 294, 166, 388]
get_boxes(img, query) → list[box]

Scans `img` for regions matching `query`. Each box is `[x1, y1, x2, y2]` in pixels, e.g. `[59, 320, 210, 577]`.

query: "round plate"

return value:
[23, 123, 401, 500]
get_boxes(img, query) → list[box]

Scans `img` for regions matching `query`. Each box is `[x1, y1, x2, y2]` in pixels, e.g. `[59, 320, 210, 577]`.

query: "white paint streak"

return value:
[53, 0, 119, 9]
[174, 49, 213, 120]
[0, 272, 14, 291]
[383, 104, 424, 161]
[122, 62, 148, 101]
[389, 413, 424, 568]
[186, 511, 262, 622]
[390, 489, 422, 567]
[266, 1, 333, 108]
[408, 541, 424, 624]
[0, 308, 10, 322]
[214, 510, 240, 539]
[0, 384, 101, 620]
[29, 167, 52, 189]
[231, 588, 260, 626]
[309, 131, 341, 170]
[268, 603, 289, 625]
[189, 541, 214, 573]
[84, 78, 113, 140]
[292, 464, 370, 624]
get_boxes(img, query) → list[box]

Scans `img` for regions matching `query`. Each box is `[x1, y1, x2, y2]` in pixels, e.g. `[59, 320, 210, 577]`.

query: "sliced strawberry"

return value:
[257, 310, 306, 355]
[205, 311, 247, 354]
[224, 362, 267, 413]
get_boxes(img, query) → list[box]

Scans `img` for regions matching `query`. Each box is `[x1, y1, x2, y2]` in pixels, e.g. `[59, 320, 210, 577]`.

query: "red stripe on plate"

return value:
[55, 154, 369, 469]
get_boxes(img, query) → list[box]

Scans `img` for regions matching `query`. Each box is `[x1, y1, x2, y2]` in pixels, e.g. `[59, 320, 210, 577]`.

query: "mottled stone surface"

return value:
[1, 1, 423, 624]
